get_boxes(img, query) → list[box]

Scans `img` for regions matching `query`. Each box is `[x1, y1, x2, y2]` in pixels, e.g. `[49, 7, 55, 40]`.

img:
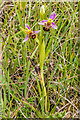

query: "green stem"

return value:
[41, 67, 47, 113]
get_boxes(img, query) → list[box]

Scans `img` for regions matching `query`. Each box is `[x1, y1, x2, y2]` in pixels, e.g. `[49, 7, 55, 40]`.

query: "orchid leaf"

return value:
[39, 40, 45, 69]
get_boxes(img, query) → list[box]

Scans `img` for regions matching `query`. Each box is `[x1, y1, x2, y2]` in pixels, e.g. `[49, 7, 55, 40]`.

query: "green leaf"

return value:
[30, 45, 39, 59]
[39, 40, 45, 69]
[49, 97, 61, 115]
[12, 58, 17, 74]
[45, 49, 50, 59]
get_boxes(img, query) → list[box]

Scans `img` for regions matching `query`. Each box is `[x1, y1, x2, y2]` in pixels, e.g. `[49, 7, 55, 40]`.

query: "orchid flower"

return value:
[38, 12, 57, 31]
[23, 24, 40, 43]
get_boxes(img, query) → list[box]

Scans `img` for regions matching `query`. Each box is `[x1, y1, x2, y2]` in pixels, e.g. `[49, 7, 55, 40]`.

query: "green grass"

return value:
[0, 1, 79, 118]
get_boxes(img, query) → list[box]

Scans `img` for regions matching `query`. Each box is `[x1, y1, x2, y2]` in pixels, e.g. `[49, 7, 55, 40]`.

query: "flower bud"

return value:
[40, 5, 45, 15]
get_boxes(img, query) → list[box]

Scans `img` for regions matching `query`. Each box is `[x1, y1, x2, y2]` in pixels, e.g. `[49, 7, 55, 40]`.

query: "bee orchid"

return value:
[23, 24, 40, 43]
[38, 12, 57, 31]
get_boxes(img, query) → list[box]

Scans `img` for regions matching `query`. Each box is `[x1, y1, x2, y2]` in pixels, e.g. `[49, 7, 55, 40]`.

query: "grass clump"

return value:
[0, 0, 79, 118]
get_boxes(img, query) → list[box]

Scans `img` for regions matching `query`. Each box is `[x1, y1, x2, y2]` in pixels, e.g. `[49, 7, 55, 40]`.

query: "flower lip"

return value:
[31, 34, 36, 39]
[43, 26, 50, 31]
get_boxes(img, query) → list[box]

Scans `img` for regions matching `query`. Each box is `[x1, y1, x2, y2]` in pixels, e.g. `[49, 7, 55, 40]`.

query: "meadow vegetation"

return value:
[0, 0, 79, 118]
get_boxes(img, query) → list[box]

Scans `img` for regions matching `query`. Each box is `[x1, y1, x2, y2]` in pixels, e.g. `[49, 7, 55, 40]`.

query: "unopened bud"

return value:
[40, 5, 45, 15]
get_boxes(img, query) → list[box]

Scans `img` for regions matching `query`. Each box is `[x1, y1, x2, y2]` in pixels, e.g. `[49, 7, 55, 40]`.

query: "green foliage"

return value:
[39, 40, 45, 69]
[0, 1, 79, 118]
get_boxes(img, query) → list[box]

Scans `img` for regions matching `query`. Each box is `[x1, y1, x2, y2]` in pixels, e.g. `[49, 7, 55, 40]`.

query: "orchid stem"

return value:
[41, 66, 47, 113]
